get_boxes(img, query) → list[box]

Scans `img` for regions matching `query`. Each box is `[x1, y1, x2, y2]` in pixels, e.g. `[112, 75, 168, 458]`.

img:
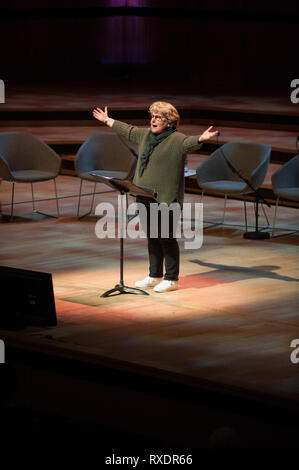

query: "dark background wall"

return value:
[0, 1, 298, 93]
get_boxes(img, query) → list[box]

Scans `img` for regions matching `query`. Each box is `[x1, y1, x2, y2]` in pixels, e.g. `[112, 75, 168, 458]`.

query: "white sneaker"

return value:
[135, 276, 163, 288]
[153, 280, 179, 293]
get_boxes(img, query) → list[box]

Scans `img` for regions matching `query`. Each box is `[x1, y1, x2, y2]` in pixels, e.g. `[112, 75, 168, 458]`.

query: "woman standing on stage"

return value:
[93, 102, 218, 292]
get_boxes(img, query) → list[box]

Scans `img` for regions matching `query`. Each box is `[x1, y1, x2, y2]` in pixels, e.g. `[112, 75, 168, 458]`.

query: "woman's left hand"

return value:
[199, 126, 219, 142]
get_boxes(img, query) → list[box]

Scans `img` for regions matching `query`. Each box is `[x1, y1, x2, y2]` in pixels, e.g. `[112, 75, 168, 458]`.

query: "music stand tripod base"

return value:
[101, 282, 149, 298]
[243, 231, 270, 240]
[243, 196, 270, 240]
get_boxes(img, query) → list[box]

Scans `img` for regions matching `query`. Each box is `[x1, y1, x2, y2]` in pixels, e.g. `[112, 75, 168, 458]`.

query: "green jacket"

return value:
[112, 120, 203, 205]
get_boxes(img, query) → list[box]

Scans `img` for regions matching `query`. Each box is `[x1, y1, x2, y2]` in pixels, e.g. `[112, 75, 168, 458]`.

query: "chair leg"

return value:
[31, 181, 59, 219]
[11, 182, 15, 219]
[1, 182, 15, 221]
[202, 191, 228, 229]
[53, 179, 60, 217]
[261, 202, 270, 228]
[272, 197, 279, 237]
[77, 181, 97, 220]
[270, 197, 299, 238]
[77, 179, 83, 217]
[90, 182, 97, 214]
[203, 193, 255, 232]
[222, 194, 227, 224]
[31, 183, 36, 212]
[244, 200, 248, 232]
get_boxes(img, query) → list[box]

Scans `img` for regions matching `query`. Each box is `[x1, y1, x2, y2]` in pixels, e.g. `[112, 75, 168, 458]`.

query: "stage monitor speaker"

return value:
[0, 266, 57, 330]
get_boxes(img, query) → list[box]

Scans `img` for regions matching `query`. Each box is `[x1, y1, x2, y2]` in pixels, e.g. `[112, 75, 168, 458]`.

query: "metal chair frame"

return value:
[1, 179, 60, 220]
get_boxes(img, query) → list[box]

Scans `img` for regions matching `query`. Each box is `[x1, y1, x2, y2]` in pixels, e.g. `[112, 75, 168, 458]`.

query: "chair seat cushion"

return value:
[11, 170, 57, 182]
[199, 180, 248, 194]
[81, 170, 128, 182]
[274, 187, 299, 201]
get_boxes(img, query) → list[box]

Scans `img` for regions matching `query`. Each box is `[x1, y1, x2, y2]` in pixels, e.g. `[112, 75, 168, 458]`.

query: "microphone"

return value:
[296, 136, 299, 153]
[216, 131, 221, 137]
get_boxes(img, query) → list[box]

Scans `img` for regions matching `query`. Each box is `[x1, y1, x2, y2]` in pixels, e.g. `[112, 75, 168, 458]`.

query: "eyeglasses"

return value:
[151, 114, 165, 122]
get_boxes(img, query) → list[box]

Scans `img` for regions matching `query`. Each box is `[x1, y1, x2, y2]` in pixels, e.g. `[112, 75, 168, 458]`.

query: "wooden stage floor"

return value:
[0, 173, 299, 448]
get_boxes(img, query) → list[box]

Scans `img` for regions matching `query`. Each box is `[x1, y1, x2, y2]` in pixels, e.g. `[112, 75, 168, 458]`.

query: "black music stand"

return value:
[89, 173, 157, 297]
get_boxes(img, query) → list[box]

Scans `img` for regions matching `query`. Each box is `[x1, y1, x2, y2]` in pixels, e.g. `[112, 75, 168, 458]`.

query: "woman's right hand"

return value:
[93, 106, 109, 123]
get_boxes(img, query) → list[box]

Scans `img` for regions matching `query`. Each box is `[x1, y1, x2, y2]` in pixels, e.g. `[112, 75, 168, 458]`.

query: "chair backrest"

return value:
[272, 154, 299, 190]
[197, 141, 271, 191]
[0, 132, 61, 181]
[75, 132, 137, 177]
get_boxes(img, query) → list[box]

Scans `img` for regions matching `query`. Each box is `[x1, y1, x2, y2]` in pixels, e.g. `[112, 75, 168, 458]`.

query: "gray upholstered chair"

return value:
[271, 154, 299, 236]
[0, 132, 61, 219]
[75, 132, 137, 218]
[196, 142, 271, 230]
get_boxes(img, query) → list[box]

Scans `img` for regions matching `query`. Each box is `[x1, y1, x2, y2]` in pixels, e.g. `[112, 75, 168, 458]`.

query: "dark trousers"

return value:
[137, 198, 180, 281]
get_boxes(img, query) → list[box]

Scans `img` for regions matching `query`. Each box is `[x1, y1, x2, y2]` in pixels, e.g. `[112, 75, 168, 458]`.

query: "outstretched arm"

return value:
[93, 106, 147, 145]
[93, 106, 115, 127]
[182, 125, 219, 153]
[198, 126, 219, 143]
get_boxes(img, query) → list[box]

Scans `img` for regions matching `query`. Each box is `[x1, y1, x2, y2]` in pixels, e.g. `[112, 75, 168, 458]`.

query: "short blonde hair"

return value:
[149, 101, 180, 128]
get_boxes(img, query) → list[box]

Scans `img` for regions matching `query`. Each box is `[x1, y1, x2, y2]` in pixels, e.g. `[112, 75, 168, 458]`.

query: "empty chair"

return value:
[75, 132, 137, 218]
[196, 142, 271, 230]
[271, 154, 299, 236]
[0, 132, 61, 219]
